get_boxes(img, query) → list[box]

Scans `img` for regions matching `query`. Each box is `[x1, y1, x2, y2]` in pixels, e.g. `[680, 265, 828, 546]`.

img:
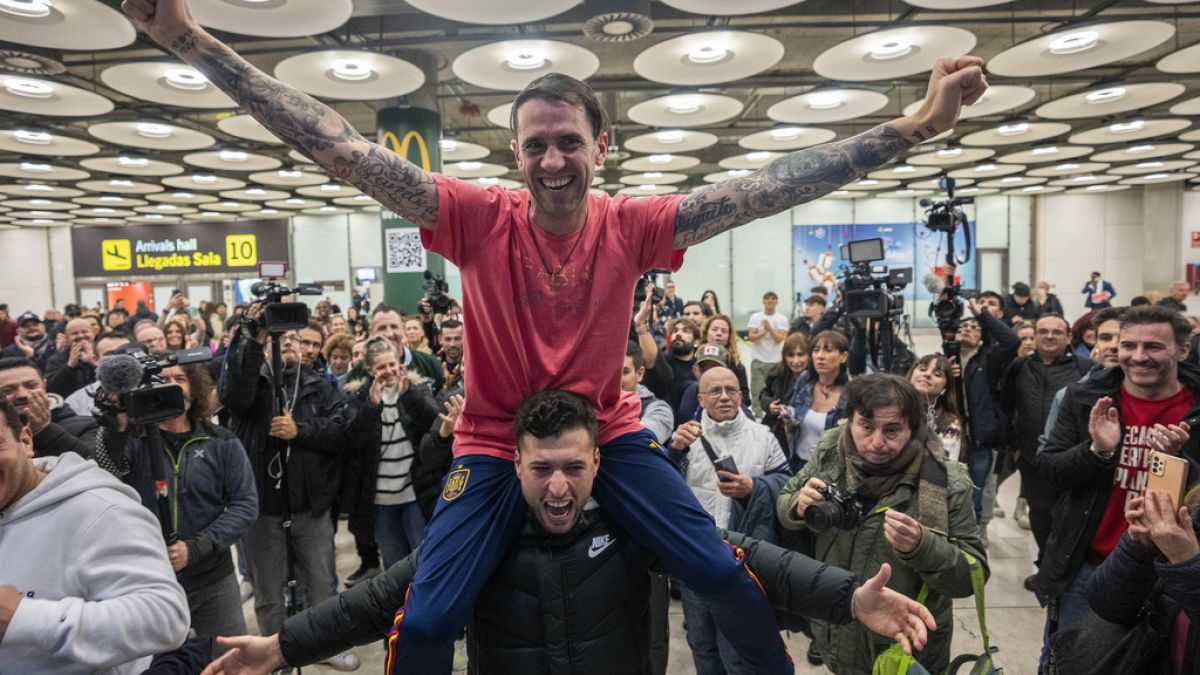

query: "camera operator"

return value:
[93, 360, 258, 640]
[777, 373, 987, 675]
[0, 357, 97, 458]
[216, 307, 353, 656]
[954, 298, 1020, 522]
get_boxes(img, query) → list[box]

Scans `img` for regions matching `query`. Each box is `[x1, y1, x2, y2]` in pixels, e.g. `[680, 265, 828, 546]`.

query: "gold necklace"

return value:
[527, 219, 586, 292]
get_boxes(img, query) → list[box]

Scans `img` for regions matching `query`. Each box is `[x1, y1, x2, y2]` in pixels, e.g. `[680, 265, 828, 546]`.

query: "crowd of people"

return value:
[1, 2, 1196, 673]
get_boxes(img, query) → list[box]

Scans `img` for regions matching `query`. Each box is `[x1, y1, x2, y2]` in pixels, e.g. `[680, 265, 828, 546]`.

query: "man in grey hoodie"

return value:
[0, 397, 190, 674]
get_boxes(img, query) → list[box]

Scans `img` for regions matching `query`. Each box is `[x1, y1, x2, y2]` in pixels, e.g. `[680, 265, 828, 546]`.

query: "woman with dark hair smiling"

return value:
[787, 330, 849, 472]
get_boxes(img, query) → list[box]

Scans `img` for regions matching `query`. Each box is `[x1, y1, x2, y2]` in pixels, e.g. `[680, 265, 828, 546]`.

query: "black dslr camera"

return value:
[804, 483, 865, 533]
[423, 270, 453, 314]
[633, 270, 666, 305]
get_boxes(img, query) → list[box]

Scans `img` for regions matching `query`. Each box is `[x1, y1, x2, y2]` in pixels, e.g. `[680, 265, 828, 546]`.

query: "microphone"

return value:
[922, 273, 946, 295]
[250, 281, 269, 296]
[96, 354, 144, 393]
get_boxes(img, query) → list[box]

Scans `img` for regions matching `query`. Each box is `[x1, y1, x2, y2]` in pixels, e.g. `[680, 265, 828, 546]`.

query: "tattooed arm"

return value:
[674, 57, 987, 248]
[121, 0, 438, 229]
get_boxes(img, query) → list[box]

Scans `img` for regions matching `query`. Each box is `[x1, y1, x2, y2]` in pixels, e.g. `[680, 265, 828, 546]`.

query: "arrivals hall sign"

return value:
[72, 220, 289, 278]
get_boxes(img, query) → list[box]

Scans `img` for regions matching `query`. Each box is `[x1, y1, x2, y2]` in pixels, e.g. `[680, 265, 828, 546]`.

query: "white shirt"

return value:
[748, 311, 790, 363]
[797, 408, 827, 463]
[685, 410, 788, 528]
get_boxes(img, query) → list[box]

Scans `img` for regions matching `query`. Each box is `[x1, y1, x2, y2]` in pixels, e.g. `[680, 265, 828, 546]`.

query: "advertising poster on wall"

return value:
[793, 221, 977, 327]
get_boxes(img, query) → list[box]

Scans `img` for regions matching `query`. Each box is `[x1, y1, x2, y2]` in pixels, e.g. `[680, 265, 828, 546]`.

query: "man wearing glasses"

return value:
[1001, 314, 1095, 570]
[669, 366, 790, 674]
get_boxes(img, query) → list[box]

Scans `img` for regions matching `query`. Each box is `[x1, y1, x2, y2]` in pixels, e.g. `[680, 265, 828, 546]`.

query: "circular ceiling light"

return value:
[1086, 86, 1126, 103]
[163, 68, 208, 91]
[13, 129, 51, 144]
[627, 93, 743, 128]
[453, 40, 598, 91]
[506, 48, 546, 70]
[0, 0, 52, 19]
[668, 96, 701, 114]
[1109, 119, 1144, 133]
[686, 40, 728, 64]
[4, 77, 52, 98]
[330, 58, 371, 81]
[807, 92, 844, 110]
[814, 26, 976, 81]
[657, 130, 685, 144]
[136, 122, 173, 138]
[869, 37, 913, 61]
[633, 31, 785, 86]
[186, 0, 353, 38]
[1047, 30, 1101, 55]
[403, 0, 578, 25]
[218, 148, 249, 162]
[997, 122, 1029, 136]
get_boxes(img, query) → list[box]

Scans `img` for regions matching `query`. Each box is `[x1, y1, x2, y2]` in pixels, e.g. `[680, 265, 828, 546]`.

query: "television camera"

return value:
[920, 176, 976, 359]
[836, 238, 913, 373]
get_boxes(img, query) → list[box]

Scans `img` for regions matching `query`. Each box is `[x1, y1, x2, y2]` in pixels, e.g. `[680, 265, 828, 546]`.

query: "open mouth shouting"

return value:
[542, 497, 575, 529]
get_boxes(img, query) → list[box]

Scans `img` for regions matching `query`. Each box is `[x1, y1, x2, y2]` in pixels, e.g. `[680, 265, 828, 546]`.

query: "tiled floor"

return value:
[245, 330, 1049, 674]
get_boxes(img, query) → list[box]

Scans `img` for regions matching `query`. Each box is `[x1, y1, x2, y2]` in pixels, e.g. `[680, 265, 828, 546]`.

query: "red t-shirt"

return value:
[422, 175, 686, 460]
[1088, 383, 1194, 558]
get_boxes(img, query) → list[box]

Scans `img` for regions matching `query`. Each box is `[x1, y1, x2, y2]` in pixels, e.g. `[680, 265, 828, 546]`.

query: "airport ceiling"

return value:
[0, 0, 1198, 226]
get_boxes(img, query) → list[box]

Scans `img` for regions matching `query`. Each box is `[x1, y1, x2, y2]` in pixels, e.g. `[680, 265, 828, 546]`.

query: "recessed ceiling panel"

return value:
[633, 31, 785, 86]
[453, 40, 598, 91]
[814, 26, 976, 81]
[274, 50, 425, 101]
[988, 21, 1176, 77]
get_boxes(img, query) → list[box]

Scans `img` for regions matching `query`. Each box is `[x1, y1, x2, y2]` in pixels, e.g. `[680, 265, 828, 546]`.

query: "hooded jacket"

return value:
[31, 392, 97, 459]
[776, 426, 987, 675]
[682, 409, 790, 529]
[0, 453, 190, 674]
[1034, 362, 1200, 600]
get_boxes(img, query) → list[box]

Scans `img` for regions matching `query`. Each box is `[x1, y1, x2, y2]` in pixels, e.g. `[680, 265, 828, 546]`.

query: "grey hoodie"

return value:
[0, 453, 190, 674]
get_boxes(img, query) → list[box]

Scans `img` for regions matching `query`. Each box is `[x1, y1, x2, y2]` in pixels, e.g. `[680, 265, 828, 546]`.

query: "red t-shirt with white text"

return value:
[1088, 383, 1194, 558]
[421, 175, 686, 460]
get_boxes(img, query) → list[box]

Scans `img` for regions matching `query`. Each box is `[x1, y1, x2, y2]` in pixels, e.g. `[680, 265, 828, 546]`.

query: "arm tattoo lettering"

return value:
[184, 36, 437, 225]
[674, 124, 912, 248]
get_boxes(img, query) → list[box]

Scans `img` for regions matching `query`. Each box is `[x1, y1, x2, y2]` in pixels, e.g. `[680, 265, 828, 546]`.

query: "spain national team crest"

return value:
[442, 467, 470, 501]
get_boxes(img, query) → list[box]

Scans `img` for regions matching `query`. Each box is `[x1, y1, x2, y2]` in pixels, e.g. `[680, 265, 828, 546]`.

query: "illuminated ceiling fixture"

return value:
[893, 165, 916, 173]
[99, 195, 121, 202]
[639, 184, 657, 191]
[647, 154, 672, 164]
[201, 211, 219, 217]
[1086, 184, 1107, 191]
[156, 204, 177, 211]
[505, 49, 546, 70]
[868, 38, 913, 61]
[285, 198, 305, 205]
[221, 202, 238, 208]
[117, 155, 149, 167]
[975, 164, 998, 172]
[643, 171, 663, 179]
[997, 122, 1030, 136]
[1024, 186, 1045, 192]
[1143, 173, 1169, 180]
[260, 208, 278, 214]
[1109, 119, 1144, 133]
[277, 169, 302, 179]
[1048, 30, 1101, 55]
[1056, 163, 1080, 170]
[858, 179, 879, 186]
[13, 129, 52, 145]
[330, 58, 372, 81]
[27, 199, 49, 205]
[109, 179, 133, 187]
[936, 147, 963, 158]
[19, 160, 51, 172]
[770, 127, 802, 141]
[319, 183, 340, 192]
[1032, 146, 1060, 155]
[807, 92, 844, 110]
[1137, 161, 1164, 169]
[439, 139, 458, 151]
[136, 122, 173, 138]
[0, 0, 52, 18]
[319, 205, 337, 212]
[458, 161, 482, 171]
[193, 174, 217, 184]
[175, 192, 194, 198]
[831, 190, 848, 196]
[24, 183, 52, 191]
[1086, 87, 1126, 104]
[656, 130, 685, 144]
[3, 77, 53, 98]
[729, 169, 750, 177]
[352, 194, 372, 201]
[746, 151, 772, 162]
[1071, 174, 1095, 182]
[1128, 144, 1155, 154]
[245, 188, 266, 196]
[164, 68, 209, 91]
[1001, 176, 1023, 183]
[686, 40, 728, 64]
[94, 207, 114, 213]
[218, 149, 248, 162]
[478, 177, 498, 185]
[667, 96, 701, 114]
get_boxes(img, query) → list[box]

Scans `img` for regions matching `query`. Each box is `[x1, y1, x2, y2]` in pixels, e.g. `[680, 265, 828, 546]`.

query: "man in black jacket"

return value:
[0, 356, 97, 458]
[216, 315, 351, 645]
[1001, 313, 1095, 564]
[43, 318, 98, 397]
[1034, 305, 1200, 671]
[202, 389, 935, 675]
[955, 302, 1020, 522]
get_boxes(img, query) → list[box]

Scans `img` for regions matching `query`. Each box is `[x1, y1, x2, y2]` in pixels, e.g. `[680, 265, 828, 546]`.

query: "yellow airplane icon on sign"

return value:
[101, 239, 132, 271]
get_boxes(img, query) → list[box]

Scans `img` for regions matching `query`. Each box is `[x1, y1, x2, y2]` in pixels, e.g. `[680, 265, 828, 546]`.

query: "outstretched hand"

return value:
[852, 563, 936, 656]
[910, 57, 988, 141]
[200, 635, 284, 675]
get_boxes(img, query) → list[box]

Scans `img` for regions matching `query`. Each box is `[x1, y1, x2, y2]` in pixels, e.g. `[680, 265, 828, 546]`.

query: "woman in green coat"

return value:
[776, 373, 988, 674]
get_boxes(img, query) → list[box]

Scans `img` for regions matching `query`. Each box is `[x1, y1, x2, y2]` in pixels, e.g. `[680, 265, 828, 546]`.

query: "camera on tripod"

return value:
[423, 270, 453, 315]
[838, 238, 912, 320]
[250, 261, 323, 333]
[920, 177, 978, 358]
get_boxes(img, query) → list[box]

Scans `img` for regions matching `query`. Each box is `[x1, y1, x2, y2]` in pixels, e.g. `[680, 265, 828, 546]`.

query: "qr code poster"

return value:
[385, 228, 427, 273]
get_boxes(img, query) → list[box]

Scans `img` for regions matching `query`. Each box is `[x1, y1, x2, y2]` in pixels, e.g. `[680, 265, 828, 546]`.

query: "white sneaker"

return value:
[239, 580, 254, 603]
[320, 650, 362, 671]
[453, 639, 469, 671]
[1015, 497, 1031, 530]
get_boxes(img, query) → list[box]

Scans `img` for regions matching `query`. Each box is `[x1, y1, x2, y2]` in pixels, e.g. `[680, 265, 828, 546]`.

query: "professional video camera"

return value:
[247, 261, 323, 333]
[920, 177, 977, 359]
[423, 270, 453, 314]
[633, 270, 666, 305]
[95, 347, 213, 426]
[838, 238, 913, 321]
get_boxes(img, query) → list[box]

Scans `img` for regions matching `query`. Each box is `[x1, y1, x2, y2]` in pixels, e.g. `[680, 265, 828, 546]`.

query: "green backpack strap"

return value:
[961, 551, 990, 654]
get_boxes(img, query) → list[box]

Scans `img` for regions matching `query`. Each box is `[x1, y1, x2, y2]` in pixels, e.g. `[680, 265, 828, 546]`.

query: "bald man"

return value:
[669, 366, 791, 674]
[44, 319, 98, 397]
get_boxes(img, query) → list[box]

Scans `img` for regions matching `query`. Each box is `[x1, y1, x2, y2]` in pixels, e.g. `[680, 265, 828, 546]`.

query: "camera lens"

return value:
[804, 500, 844, 533]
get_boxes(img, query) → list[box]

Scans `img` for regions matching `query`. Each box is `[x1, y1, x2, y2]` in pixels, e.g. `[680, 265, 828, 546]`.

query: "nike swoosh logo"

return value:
[587, 536, 614, 559]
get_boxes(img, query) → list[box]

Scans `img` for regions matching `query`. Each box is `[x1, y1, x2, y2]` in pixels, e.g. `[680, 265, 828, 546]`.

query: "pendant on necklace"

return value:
[546, 267, 566, 291]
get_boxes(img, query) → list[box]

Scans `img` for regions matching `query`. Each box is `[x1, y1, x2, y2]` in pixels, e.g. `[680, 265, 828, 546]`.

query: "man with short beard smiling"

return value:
[665, 320, 701, 414]
[1035, 305, 1200, 671]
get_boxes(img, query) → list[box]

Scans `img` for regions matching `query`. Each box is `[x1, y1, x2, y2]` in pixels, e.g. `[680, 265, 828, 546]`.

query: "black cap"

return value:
[1012, 282, 1031, 297]
[16, 311, 40, 326]
[63, 303, 81, 317]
